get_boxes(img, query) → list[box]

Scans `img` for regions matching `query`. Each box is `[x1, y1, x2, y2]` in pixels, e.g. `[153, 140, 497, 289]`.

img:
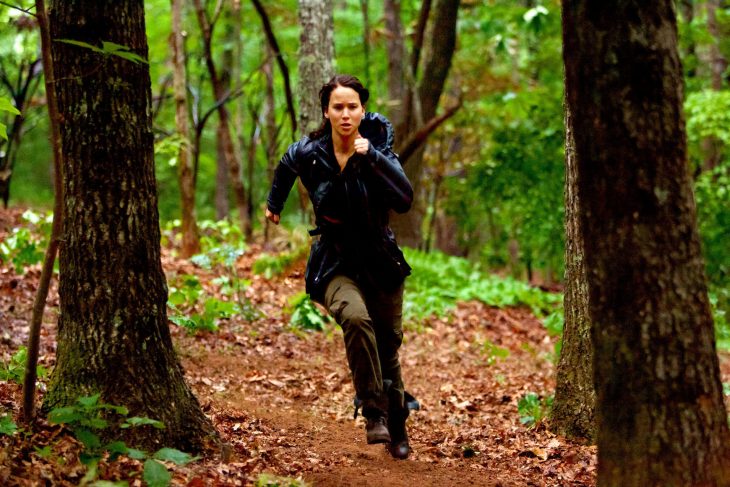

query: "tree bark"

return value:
[360, 0, 371, 88]
[45, 0, 217, 452]
[390, 0, 460, 248]
[193, 0, 250, 236]
[296, 0, 334, 136]
[171, 0, 200, 258]
[562, 2, 730, 484]
[384, 0, 405, 130]
[550, 102, 595, 442]
[262, 46, 277, 243]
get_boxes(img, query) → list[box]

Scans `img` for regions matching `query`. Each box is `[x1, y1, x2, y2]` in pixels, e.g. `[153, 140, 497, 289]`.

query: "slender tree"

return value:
[550, 104, 594, 441]
[193, 0, 250, 236]
[171, 0, 200, 258]
[702, 0, 727, 172]
[390, 0, 460, 248]
[384, 0, 406, 129]
[563, 2, 730, 483]
[45, 0, 217, 451]
[22, 0, 63, 423]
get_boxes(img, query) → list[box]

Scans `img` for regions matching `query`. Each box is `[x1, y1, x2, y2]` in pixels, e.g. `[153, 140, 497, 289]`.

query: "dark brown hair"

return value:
[309, 74, 370, 140]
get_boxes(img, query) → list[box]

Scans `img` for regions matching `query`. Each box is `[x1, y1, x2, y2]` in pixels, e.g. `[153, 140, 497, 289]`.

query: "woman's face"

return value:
[325, 85, 365, 139]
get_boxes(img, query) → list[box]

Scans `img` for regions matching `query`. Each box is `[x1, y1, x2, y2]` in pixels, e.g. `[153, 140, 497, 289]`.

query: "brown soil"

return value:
[1, 207, 727, 486]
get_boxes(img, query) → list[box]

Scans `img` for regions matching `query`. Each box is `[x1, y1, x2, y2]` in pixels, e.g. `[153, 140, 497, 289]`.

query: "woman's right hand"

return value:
[265, 207, 280, 225]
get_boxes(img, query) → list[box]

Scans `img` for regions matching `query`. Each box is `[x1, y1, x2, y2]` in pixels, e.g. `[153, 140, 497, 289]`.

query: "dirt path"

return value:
[172, 262, 598, 486]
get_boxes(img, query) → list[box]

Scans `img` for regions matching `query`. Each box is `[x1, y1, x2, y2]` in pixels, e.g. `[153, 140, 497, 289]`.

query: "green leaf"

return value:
[34, 445, 52, 458]
[123, 416, 165, 429]
[126, 448, 148, 460]
[143, 459, 171, 487]
[83, 417, 109, 430]
[48, 406, 82, 425]
[76, 429, 101, 450]
[153, 447, 198, 465]
[0, 415, 18, 435]
[77, 394, 101, 408]
[55, 38, 105, 53]
[0, 97, 20, 115]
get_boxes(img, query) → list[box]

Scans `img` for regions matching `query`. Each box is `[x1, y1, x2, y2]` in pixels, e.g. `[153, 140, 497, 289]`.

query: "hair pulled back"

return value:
[309, 74, 370, 140]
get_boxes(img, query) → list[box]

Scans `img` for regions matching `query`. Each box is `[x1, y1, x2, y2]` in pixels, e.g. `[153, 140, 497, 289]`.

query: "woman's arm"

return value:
[266, 140, 303, 221]
[360, 140, 413, 214]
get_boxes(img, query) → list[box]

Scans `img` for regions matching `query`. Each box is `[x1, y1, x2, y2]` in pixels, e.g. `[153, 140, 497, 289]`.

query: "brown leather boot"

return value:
[387, 409, 410, 459]
[365, 415, 391, 444]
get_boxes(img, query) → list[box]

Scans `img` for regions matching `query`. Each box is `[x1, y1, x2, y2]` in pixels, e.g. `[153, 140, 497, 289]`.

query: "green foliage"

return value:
[48, 394, 196, 486]
[0, 346, 47, 385]
[477, 338, 510, 366]
[403, 248, 562, 325]
[0, 228, 44, 274]
[168, 269, 258, 334]
[685, 90, 730, 148]
[694, 163, 730, 287]
[252, 245, 307, 279]
[55, 39, 148, 64]
[255, 473, 310, 487]
[286, 292, 330, 332]
[0, 95, 20, 141]
[711, 288, 730, 351]
[517, 393, 553, 428]
[0, 413, 17, 436]
[0, 210, 53, 274]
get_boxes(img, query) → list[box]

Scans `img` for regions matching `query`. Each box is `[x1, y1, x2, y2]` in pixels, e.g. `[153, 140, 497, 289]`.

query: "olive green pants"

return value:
[324, 274, 405, 418]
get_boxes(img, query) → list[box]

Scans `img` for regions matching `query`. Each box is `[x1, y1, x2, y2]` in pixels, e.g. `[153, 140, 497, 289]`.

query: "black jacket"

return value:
[267, 112, 413, 303]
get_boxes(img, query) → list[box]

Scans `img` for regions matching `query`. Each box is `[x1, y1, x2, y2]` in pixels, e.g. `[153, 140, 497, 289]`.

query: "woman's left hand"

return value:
[354, 135, 369, 155]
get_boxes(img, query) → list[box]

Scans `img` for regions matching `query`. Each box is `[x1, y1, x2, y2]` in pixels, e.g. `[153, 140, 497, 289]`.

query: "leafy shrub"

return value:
[517, 392, 553, 428]
[0, 413, 17, 436]
[403, 248, 562, 328]
[252, 245, 308, 279]
[286, 292, 330, 331]
[0, 346, 47, 385]
[167, 272, 258, 333]
[48, 394, 196, 486]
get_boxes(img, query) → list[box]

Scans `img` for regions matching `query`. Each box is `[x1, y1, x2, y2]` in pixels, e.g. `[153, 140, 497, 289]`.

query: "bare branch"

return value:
[396, 98, 462, 165]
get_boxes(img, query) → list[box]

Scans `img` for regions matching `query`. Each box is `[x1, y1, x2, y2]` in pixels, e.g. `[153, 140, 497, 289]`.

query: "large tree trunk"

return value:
[171, 0, 200, 258]
[390, 0, 460, 248]
[296, 0, 334, 222]
[296, 0, 334, 136]
[550, 103, 594, 441]
[45, 0, 217, 452]
[562, 2, 730, 484]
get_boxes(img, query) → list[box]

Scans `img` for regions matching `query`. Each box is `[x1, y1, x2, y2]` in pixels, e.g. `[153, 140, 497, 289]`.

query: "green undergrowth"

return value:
[402, 247, 563, 334]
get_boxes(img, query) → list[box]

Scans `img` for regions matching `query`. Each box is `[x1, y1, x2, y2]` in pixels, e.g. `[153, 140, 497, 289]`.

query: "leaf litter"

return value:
[1, 207, 729, 486]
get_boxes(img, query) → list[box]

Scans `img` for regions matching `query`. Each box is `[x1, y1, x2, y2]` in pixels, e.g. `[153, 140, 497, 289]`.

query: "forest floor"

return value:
[1, 207, 729, 486]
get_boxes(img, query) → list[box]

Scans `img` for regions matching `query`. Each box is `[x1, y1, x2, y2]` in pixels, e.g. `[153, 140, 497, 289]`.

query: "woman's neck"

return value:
[332, 132, 357, 155]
